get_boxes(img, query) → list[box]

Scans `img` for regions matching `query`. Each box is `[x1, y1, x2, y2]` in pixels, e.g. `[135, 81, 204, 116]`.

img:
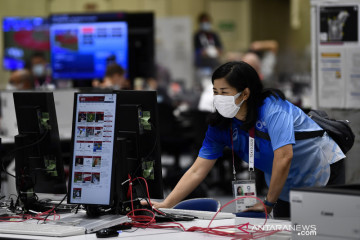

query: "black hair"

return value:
[208, 61, 285, 130]
[198, 12, 211, 23]
[31, 51, 46, 60]
[105, 64, 125, 77]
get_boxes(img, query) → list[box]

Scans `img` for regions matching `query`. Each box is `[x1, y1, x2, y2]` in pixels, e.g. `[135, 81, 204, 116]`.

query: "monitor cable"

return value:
[1, 129, 49, 178]
[40, 193, 67, 224]
[143, 123, 158, 162]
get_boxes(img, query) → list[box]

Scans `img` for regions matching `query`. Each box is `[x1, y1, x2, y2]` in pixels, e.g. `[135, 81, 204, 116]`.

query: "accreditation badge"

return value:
[232, 179, 257, 212]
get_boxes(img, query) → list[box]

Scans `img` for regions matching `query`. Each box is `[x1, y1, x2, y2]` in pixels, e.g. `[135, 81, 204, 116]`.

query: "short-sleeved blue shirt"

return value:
[199, 96, 345, 201]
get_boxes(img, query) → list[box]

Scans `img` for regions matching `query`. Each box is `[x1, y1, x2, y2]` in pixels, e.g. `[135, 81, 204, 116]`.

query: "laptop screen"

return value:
[69, 93, 117, 205]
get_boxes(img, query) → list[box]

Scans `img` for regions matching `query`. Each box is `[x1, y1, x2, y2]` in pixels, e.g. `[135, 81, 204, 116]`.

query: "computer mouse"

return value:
[96, 228, 119, 238]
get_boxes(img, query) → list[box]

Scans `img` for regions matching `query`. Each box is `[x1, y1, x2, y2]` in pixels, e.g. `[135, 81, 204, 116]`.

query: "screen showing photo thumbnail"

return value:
[92, 156, 101, 167]
[93, 141, 102, 152]
[74, 172, 83, 183]
[92, 172, 100, 184]
[73, 188, 82, 199]
[78, 112, 87, 122]
[95, 112, 104, 122]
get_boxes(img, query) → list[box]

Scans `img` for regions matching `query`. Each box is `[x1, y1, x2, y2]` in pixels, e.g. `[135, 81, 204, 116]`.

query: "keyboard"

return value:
[0, 222, 86, 237]
[158, 208, 235, 220]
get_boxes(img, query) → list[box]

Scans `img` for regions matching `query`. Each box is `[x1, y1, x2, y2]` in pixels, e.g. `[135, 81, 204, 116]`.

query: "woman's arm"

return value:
[151, 156, 217, 209]
[266, 144, 293, 203]
[244, 144, 293, 213]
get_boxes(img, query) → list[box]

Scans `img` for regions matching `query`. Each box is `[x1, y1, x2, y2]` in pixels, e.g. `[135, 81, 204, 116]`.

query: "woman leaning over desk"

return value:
[152, 61, 346, 218]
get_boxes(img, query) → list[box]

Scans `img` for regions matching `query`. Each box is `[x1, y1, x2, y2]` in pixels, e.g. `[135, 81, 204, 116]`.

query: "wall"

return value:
[250, 0, 311, 73]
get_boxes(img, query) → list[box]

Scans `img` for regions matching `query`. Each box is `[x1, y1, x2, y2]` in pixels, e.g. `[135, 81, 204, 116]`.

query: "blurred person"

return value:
[250, 40, 278, 85]
[145, 77, 172, 106]
[29, 51, 54, 89]
[242, 52, 262, 80]
[194, 13, 223, 70]
[6, 69, 34, 90]
[92, 64, 131, 90]
[199, 51, 263, 112]
[225, 51, 243, 62]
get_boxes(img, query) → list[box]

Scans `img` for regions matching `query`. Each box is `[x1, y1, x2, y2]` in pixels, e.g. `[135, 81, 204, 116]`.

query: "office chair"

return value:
[173, 198, 221, 212]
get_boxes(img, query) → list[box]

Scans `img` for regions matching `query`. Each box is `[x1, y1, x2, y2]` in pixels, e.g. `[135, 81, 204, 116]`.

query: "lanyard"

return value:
[199, 33, 215, 47]
[230, 125, 255, 181]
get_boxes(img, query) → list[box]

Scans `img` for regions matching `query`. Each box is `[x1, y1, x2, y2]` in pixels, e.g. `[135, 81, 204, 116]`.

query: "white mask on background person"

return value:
[213, 92, 244, 118]
[200, 22, 212, 31]
[32, 64, 45, 77]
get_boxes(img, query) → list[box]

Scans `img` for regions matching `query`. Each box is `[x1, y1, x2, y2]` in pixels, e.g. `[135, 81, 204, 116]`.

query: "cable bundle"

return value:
[0, 207, 59, 223]
[124, 176, 288, 239]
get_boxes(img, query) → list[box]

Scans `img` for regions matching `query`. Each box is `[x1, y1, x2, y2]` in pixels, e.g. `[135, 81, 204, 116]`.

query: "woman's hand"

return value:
[242, 202, 273, 215]
[140, 200, 171, 209]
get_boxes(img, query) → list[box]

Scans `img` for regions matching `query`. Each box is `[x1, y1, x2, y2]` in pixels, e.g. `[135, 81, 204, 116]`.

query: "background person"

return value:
[194, 12, 223, 70]
[147, 61, 345, 218]
[28, 51, 53, 89]
[6, 69, 34, 90]
[92, 64, 131, 90]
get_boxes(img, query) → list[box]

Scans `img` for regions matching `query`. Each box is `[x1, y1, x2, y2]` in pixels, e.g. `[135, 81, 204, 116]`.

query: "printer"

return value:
[290, 185, 360, 239]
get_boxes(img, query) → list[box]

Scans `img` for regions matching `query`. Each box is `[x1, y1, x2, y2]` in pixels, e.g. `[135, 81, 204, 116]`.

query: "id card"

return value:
[232, 180, 257, 212]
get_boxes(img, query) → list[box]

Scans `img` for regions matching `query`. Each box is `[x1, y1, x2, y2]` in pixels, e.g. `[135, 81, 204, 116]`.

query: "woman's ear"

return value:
[242, 88, 250, 100]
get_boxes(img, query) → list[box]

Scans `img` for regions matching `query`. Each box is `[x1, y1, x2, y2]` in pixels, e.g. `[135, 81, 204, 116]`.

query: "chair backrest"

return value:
[173, 198, 221, 212]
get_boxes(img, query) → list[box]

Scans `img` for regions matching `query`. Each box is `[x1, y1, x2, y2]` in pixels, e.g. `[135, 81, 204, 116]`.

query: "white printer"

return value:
[290, 185, 360, 240]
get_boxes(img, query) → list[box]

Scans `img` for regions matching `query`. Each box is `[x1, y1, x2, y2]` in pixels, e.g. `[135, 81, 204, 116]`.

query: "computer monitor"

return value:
[48, 12, 155, 82]
[68, 93, 118, 206]
[2, 17, 50, 70]
[13, 92, 67, 208]
[114, 90, 163, 200]
[49, 13, 128, 80]
[68, 91, 163, 211]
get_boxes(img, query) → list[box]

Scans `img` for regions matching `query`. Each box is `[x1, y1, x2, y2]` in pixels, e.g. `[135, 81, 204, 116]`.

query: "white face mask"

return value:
[32, 64, 45, 77]
[213, 92, 244, 118]
[200, 22, 212, 31]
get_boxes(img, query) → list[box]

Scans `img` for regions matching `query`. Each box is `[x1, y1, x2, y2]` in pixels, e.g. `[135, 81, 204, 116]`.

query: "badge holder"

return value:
[232, 179, 256, 212]
[230, 126, 257, 212]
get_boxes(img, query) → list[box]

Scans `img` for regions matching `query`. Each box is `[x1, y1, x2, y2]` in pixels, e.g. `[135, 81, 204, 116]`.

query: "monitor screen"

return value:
[49, 13, 128, 79]
[68, 90, 163, 210]
[3, 17, 50, 70]
[68, 93, 117, 205]
[13, 92, 67, 199]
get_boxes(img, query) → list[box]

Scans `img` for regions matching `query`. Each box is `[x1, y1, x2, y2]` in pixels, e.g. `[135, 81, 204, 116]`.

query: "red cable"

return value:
[207, 196, 268, 228]
[124, 177, 284, 239]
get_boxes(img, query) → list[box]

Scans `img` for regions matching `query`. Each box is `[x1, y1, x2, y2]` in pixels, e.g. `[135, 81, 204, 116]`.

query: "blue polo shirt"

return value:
[199, 96, 345, 201]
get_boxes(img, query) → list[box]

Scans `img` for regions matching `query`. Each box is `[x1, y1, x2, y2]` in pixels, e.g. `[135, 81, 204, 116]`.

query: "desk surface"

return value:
[0, 217, 291, 240]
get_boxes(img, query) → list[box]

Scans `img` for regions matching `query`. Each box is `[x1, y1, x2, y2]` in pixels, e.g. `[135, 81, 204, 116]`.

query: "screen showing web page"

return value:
[70, 93, 116, 205]
[50, 21, 128, 79]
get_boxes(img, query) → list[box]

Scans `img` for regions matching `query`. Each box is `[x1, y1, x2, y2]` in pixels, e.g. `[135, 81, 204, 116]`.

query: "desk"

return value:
[0, 217, 291, 240]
